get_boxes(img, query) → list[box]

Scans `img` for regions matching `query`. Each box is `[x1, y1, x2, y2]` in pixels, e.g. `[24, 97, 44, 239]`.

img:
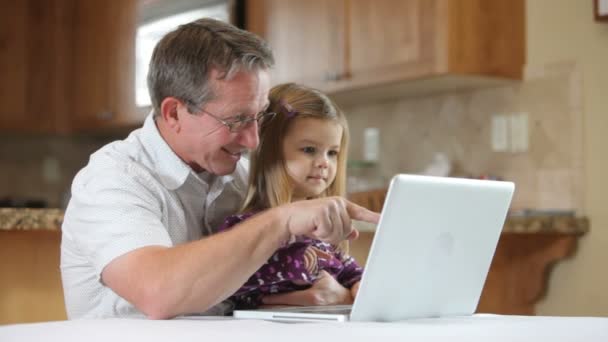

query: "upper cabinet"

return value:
[247, 0, 525, 103]
[0, 0, 73, 133]
[247, 0, 347, 85]
[70, 0, 139, 132]
[0, 0, 139, 134]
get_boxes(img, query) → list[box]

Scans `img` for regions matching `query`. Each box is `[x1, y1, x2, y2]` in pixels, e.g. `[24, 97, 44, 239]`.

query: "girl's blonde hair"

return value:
[241, 83, 350, 212]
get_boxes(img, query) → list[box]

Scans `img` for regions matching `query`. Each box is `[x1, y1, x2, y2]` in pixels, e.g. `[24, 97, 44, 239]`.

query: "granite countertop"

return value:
[0, 208, 64, 231]
[354, 214, 589, 235]
[0, 208, 590, 235]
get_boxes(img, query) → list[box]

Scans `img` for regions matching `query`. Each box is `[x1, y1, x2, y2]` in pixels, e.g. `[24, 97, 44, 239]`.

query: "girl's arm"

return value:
[335, 252, 364, 289]
[235, 242, 313, 295]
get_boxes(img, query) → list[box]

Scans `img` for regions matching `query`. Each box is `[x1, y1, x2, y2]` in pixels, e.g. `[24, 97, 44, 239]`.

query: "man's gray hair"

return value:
[147, 18, 275, 117]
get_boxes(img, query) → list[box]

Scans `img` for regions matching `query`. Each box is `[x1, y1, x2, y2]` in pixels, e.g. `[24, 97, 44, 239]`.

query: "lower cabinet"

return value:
[350, 231, 582, 315]
[0, 230, 66, 324]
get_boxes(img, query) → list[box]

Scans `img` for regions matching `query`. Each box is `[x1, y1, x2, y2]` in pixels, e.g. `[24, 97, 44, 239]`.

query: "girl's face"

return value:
[282, 117, 343, 201]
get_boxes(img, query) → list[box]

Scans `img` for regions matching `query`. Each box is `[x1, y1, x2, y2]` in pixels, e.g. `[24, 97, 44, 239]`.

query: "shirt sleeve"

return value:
[62, 159, 173, 277]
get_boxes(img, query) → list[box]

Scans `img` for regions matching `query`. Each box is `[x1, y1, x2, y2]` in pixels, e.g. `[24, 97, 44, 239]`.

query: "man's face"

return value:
[174, 69, 271, 175]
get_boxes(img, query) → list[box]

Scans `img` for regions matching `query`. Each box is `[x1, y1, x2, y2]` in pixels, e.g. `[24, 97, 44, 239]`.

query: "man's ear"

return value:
[159, 97, 182, 131]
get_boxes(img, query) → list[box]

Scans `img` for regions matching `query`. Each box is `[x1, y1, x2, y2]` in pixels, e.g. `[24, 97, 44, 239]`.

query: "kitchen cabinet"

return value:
[70, 0, 139, 132]
[0, 0, 139, 134]
[0, 0, 73, 133]
[0, 208, 66, 324]
[247, 0, 347, 85]
[0, 229, 66, 324]
[247, 0, 525, 103]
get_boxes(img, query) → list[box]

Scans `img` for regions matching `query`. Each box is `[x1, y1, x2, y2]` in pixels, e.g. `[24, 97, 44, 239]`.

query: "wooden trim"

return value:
[595, 0, 608, 21]
[343, 0, 351, 80]
[477, 234, 579, 315]
[245, 0, 267, 37]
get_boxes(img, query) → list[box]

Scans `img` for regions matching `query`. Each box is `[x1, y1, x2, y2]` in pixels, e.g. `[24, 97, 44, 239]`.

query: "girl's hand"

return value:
[261, 270, 352, 306]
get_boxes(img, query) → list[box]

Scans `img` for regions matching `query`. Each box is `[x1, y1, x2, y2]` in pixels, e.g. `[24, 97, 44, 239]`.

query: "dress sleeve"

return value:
[216, 210, 260, 232]
[216, 214, 245, 232]
[233, 242, 314, 296]
[335, 252, 364, 288]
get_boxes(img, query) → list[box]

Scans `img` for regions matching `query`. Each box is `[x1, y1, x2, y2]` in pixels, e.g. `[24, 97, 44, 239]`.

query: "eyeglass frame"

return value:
[188, 105, 276, 133]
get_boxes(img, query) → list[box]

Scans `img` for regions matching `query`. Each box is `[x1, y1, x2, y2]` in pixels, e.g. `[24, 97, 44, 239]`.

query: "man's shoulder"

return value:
[73, 132, 161, 193]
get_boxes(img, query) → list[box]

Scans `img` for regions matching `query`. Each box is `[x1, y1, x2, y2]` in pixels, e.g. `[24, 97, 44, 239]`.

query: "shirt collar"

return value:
[139, 113, 192, 190]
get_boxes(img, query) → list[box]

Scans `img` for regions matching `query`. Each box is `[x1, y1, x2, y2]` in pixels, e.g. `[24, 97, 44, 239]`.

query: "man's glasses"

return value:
[193, 107, 276, 133]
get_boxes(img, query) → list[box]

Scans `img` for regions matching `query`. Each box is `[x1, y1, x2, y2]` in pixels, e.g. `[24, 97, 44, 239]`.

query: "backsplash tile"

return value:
[0, 62, 584, 213]
[341, 61, 584, 213]
[0, 135, 120, 208]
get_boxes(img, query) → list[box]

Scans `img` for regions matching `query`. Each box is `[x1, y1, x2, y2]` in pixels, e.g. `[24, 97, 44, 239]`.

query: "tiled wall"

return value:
[341, 62, 585, 213]
[0, 62, 584, 212]
[0, 134, 121, 208]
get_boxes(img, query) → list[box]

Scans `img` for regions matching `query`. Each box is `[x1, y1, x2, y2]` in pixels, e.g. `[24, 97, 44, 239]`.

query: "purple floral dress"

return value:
[218, 211, 364, 309]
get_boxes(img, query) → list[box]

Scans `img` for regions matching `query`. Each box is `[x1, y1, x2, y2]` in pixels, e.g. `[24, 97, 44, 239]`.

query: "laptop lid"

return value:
[350, 174, 514, 321]
[234, 174, 514, 322]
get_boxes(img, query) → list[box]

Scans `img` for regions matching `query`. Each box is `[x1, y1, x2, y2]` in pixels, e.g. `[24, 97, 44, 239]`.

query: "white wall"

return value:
[527, 0, 608, 316]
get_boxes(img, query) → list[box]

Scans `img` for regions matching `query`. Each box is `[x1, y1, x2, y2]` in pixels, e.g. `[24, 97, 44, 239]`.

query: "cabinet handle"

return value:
[97, 111, 114, 121]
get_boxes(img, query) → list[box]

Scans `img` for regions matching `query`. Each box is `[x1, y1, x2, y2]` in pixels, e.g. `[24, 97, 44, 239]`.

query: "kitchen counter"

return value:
[0, 208, 590, 234]
[0, 208, 66, 324]
[0, 208, 593, 321]
[0, 208, 64, 231]
[503, 214, 589, 235]
[353, 214, 589, 235]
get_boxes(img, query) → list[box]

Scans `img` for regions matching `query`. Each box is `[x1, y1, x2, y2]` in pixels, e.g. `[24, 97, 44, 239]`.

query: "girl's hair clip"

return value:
[280, 99, 298, 118]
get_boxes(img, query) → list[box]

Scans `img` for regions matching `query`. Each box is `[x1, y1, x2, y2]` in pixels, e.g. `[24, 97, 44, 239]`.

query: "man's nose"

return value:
[238, 122, 259, 149]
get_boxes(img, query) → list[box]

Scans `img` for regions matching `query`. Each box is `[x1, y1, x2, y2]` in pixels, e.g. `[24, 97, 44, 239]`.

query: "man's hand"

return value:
[283, 197, 380, 245]
[261, 271, 353, 306]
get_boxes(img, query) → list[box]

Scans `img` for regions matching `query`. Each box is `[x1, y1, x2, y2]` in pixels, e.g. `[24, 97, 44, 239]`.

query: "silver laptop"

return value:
[234, 174, 515, 322]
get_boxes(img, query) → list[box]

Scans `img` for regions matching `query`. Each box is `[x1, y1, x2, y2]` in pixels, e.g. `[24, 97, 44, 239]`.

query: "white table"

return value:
[1, 315, 607, 342]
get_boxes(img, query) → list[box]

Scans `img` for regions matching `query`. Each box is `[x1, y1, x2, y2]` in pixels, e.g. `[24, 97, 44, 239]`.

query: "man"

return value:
[61, 18, 379, 320]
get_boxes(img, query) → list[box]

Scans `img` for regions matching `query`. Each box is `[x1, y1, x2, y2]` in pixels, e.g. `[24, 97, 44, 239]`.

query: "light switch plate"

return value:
[491, 115, 509, 152]
[42, 156, 61, 184]
[363, 127, 380, 162]
[510, 112, 529, 152]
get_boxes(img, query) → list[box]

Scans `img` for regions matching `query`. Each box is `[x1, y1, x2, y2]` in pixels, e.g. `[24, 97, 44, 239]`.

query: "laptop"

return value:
[233, 174, 515, 322]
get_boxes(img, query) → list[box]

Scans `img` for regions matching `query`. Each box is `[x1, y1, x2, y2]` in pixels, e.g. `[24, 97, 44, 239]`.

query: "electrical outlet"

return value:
[363, 127, 380, 162]
[42, 156, 61, 184]
[491, 115, 509, 152]
[510, 112, 529, 152]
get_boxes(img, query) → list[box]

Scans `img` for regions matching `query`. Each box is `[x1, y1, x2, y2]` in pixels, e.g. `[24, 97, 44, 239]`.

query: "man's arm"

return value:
[102, 209, 288, 319]
[102, 197, 379, 319]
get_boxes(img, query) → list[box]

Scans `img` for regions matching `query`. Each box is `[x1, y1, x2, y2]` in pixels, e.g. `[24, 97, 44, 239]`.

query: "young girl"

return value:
[218, 83, 363, 309]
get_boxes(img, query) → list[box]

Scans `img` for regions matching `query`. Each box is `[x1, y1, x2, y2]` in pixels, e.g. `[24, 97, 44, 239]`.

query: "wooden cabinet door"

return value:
[347, 0, 442, 84]
[247, 0, 347, 87]
[0, 1, 29, 132]
[70, 0, 139, 132]
[0, 0, 72, 133]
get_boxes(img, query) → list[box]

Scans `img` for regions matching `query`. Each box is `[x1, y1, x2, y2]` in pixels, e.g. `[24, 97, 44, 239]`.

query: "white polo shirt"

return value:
[60, 114, 248, 319]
